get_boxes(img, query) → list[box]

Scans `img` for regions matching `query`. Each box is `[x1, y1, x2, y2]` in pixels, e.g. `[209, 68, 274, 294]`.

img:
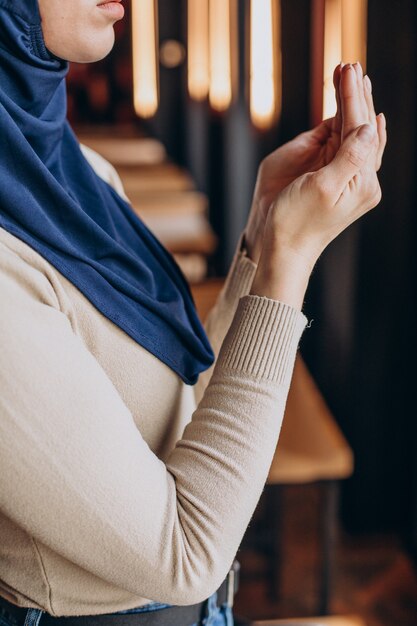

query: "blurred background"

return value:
[68, 1, 417, 624]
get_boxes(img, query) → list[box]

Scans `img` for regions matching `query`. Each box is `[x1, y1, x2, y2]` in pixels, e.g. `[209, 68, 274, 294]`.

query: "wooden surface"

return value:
[76, 135, 167, 166]
[191, 278, 225, 321]
[117, 163, 194, 193]
[251, 616, 366, 626]
[269, 356, 353, 484]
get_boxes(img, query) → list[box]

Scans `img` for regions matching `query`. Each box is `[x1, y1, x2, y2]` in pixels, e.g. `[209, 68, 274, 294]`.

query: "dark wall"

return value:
[145, 0, 187, 164]
[298, 0, 417, 554]
[342, 0, 417, 539]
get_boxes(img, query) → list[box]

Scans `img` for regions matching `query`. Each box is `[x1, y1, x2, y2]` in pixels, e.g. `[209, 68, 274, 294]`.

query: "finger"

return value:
[363, 74, 377, 128]
[363, 74, 379, 168]
[309, 118, 333, 144]
[340, 64, 367, 141]
[352, 62, 369, 121]
[340, 169, 382, 225]
[319, 123, 377, 195]
[376, 113, 387, 170]
[335, 156, 381, 224]
[332, 63, 343, 134]
[353, 165, 382, 215]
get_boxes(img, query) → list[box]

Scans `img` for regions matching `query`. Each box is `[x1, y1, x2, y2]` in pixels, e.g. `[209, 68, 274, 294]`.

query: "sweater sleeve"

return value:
[194, 231, 258, 404]
[0, 245, 307, 608]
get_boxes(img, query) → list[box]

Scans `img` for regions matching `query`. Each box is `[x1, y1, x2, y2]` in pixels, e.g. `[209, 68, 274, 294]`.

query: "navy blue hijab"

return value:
[0, 0, 214, 385]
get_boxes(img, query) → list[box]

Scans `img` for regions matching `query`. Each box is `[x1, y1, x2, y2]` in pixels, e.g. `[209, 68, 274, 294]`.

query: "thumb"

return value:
[324, 123, 376, 190]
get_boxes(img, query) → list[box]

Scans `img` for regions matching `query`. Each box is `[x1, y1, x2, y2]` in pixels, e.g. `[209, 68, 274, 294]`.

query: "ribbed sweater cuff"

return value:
[220, 231, 258, 305]
[216, 295, 308, 385]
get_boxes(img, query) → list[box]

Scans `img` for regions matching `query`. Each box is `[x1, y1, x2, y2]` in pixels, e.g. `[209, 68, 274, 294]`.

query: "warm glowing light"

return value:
[342, 0, 368, 68]
[209, 0, 232, 112]
[323, 0, 368, 119]
[250, 0, 281, 130]
[187, 0, 210, 101]
[160, 40, 186, 69]
[132, 0, 159, 118]
[323, 0, 342, 119]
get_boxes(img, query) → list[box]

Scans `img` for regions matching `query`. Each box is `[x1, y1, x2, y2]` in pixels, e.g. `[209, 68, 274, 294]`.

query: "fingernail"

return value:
[379, 112, 386, 125]
[343, 64, 355, 80]
[364, 75, 372, 92]
[357, 124, 375, 142]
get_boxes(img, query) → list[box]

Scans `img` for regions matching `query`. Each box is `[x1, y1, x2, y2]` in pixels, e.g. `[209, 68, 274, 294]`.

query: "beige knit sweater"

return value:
[0, 149, 307, 617]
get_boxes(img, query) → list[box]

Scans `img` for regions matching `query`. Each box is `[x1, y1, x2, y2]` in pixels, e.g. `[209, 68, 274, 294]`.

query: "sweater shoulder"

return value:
[0, 228, 78, 326]
[0, 228, 68, 314]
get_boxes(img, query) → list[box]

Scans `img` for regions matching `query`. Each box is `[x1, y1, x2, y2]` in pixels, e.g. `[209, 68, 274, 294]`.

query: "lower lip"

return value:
[97, 2, 125, 19]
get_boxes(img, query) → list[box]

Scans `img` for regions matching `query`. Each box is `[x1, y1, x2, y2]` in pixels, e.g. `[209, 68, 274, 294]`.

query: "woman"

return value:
[0, 1, 386, 626]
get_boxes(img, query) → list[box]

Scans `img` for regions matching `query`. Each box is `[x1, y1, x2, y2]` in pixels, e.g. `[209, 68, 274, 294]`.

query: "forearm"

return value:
[194, 231, 257, 404]
[166, 295, 307, 600]
[0, 254, 307, 607]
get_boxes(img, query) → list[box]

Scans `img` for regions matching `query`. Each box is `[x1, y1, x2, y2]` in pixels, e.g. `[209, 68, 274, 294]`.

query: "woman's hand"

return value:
[249, 64, 387, 310]
[245, 63, 386, 264]
[249, 123, 381, 309]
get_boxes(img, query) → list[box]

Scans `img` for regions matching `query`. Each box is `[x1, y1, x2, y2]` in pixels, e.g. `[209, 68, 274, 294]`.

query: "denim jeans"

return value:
[0, 591, 233, 626]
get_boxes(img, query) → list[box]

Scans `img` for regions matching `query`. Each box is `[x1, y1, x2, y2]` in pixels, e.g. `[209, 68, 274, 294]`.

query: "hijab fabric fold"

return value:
[0, 0, 215, 385]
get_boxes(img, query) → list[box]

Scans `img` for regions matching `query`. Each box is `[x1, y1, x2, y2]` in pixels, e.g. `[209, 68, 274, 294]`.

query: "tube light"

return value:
[342, 0, 368, 68]
[187, 0, 210, 101]
[323, 0, 342, 119]
[209, 0, 232, 112]
[323, 0, 368, 119]
[250, 0, 281, 130]
[132, 0, 159, 118]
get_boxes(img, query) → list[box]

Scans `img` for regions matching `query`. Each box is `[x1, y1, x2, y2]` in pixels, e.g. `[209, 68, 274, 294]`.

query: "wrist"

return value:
[249, 247, 315, 310]
[244, 210, 264, 265]
[241, 232, 259, 264]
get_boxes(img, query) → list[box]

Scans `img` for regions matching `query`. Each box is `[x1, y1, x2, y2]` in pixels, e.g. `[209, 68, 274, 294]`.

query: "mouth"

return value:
[97, 0, 125, 20]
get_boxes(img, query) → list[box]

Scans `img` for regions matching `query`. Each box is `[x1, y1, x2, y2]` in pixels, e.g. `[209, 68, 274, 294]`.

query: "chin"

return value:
[72, 33, 116, 63]
[47, 30, 116, 64]
[91, 31, 116, 62]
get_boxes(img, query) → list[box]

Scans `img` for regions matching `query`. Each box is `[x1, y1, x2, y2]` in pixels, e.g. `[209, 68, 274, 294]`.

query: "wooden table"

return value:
[250, 616, 366, 626]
